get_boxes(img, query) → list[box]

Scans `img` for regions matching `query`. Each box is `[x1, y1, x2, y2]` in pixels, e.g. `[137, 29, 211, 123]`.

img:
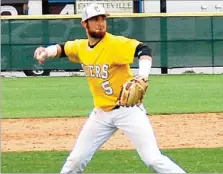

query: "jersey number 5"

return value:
[101, 81, 113, 95]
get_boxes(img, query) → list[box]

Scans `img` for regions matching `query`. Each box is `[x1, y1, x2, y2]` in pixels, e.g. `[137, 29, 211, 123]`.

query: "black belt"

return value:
[112, 105, 120, 110]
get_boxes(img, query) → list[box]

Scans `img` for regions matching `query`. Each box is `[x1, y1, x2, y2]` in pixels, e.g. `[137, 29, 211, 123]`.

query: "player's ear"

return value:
[81, 21, 87, 28]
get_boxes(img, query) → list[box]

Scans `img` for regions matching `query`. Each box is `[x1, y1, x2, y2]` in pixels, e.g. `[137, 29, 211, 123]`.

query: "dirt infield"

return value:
[2, 113, 223, 152]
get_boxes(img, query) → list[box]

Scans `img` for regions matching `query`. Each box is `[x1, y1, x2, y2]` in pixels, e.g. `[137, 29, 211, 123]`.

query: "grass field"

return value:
[2, 148, 223, 173]
[2, 74, 223, 118]
[2, 74, 223, 173]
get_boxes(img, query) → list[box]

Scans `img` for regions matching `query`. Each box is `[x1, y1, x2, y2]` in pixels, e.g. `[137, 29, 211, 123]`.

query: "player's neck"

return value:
[88, 37, 101, 46]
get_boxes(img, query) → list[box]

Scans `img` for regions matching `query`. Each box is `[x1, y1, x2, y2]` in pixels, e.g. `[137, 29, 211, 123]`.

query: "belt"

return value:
[112, 105, 120, 110]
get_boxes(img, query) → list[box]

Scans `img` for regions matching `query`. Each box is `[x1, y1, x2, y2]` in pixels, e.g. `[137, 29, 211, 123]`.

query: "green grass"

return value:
[2, 148, 223, 173]
[1, 74, 223, 118]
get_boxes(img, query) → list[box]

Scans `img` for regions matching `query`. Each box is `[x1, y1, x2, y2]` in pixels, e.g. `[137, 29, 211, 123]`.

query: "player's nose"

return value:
[96, 16, 106, 25]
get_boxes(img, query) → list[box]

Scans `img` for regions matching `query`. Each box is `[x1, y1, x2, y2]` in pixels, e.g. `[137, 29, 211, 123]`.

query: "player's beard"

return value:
[87, 24, 106, 39]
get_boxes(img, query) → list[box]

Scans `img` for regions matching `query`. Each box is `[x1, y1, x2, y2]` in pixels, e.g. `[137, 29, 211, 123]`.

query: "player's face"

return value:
[85, 15, 107, 39]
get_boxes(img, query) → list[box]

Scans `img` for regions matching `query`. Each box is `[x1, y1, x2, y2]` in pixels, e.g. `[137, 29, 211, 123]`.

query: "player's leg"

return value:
[60, 109, 117, 174]
[115, 106, 186, 173]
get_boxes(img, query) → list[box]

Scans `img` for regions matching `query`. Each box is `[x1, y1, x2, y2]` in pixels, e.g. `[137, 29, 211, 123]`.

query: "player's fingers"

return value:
[35, 51, 41, 60]
[34, 49, 38, 59]
[38, 60, 44, 64]
[38, 56, 45, 64]
[34, 47, 41, 58]
[34, 50, 41, 60]
[34, 47, 45, 59]
[37, 51, 47, 60]
[35, 52, 46, 65]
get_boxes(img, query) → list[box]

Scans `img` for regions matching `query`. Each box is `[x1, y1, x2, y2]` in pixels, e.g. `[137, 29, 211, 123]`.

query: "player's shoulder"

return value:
[106, 33, 137, 43]
[106, 32, 128, 40]
[66, 39, 88, 48]
[66, 39, 87, 43]
[73, 39, 88, 44]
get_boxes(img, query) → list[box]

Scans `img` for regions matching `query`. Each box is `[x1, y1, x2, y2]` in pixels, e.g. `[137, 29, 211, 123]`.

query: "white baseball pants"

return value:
[60, 105, 186, 174]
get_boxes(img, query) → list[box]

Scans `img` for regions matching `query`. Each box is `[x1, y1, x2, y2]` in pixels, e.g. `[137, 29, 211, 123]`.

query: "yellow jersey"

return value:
[64, 32, 140, 111]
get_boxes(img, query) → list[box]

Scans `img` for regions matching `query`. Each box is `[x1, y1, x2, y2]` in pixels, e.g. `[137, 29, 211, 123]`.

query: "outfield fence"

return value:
[1, 13, 223, 72]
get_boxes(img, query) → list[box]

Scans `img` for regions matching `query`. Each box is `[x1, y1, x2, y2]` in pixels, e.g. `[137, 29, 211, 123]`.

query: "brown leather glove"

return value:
[117, 76, 148, 107]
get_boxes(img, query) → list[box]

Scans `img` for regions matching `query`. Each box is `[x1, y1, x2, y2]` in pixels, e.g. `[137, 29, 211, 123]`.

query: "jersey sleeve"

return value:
[112, 36, 141, 65]
[64, 40, 81, 63]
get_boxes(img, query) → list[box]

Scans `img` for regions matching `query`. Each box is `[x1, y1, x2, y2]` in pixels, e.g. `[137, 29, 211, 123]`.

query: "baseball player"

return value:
[34, 4, 186, 174]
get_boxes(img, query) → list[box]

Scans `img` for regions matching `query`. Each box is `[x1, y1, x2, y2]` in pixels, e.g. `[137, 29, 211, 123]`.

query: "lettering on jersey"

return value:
[101, 64, 109, 79]
[82, 64, 109, 79]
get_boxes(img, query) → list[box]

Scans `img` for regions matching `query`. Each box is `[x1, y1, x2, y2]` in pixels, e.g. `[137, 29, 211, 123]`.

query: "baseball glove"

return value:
[117, 76, 148, 107]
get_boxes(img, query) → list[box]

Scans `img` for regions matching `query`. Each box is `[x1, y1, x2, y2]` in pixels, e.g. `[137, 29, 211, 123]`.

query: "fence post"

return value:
[9, 20, 12, 71]
[211, 16, 214, 73]
[160, 0, 168, 74]
[160, 17, 168, 74]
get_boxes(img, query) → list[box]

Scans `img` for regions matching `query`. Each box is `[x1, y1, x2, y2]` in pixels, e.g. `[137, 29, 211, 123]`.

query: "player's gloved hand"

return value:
[117, 76, 148, 107]
[34, 47, 48, 64]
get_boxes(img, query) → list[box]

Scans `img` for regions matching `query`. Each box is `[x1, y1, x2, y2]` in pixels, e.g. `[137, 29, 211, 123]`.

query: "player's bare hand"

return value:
[34, 47, 48, 64]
